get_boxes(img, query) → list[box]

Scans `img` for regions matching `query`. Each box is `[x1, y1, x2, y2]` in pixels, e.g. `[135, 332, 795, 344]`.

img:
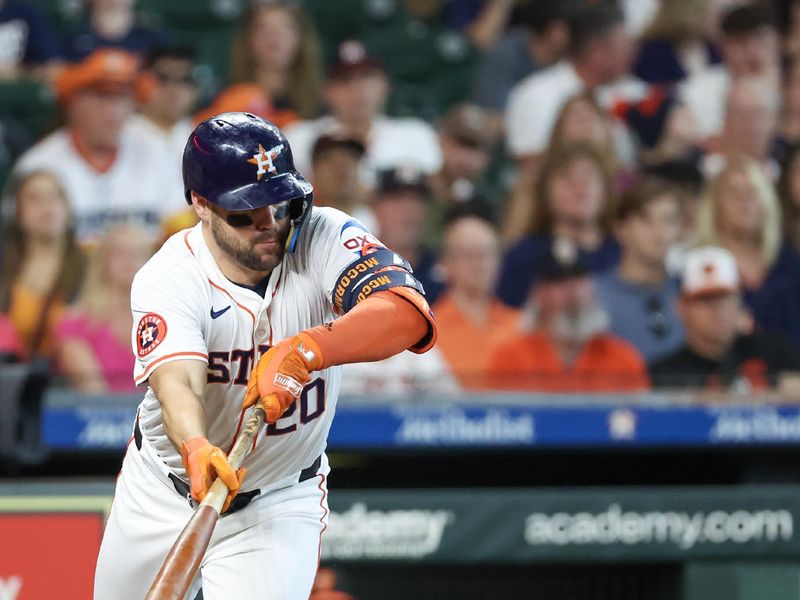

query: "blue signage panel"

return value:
[41, 401, 800, 451]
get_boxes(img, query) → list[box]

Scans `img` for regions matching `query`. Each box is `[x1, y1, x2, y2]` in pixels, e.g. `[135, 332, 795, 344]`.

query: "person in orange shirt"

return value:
[433, 211, 520, 388]
[486, 240, 649, 392]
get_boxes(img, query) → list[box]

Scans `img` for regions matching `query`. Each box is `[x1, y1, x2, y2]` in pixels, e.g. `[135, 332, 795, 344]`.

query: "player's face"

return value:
[207, 202, 291, 273]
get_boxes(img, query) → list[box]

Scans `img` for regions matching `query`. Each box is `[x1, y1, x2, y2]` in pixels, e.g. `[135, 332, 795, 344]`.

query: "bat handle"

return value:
[199, 405, 266, 514]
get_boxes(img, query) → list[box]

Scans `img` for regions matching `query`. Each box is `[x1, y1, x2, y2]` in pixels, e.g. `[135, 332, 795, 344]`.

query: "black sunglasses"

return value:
[221, 200, 292, 228]
[153, 70, 196, 86]
[645, 296, 672, 339]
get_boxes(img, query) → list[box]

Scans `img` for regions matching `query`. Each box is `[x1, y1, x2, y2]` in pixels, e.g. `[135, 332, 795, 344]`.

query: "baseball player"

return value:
[93, 112, 436, 599]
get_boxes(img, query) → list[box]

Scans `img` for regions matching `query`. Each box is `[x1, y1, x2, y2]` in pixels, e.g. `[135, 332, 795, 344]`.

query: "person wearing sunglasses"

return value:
[130, 45, 199, 203]
[94, 112, 437, 600]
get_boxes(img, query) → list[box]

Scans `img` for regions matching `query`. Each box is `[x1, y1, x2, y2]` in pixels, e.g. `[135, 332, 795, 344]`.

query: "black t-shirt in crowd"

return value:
[649, 332, 800, 391]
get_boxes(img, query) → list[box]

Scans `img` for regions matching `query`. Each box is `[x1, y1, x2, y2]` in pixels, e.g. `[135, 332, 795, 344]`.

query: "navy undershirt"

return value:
[230, 274, 271, 298]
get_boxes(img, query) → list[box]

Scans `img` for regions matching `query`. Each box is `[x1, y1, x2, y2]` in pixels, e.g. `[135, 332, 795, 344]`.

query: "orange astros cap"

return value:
[193, 83, 273, 124]
[55, 49, 139, 104]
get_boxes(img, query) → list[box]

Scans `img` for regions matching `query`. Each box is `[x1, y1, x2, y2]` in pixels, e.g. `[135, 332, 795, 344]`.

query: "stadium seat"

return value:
[137, 0, 245, 29]
[0, 81, 57, 139]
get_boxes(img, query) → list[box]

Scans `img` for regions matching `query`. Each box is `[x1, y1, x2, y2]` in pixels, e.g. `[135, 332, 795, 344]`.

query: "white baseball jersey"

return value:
[131, 206, 380, 489]
[12, 127, 185, 244]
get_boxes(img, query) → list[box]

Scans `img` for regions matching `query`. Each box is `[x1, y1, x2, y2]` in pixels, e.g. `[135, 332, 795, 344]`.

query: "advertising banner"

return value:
[0, 512, 105, 599]
[41, 394, 800, 451]
[323, 486, 800, 563]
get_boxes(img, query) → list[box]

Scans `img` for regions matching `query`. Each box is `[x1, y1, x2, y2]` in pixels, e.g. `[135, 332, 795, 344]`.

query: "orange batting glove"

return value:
[243, 332, 324, 423]
[180, 437, 246, 512]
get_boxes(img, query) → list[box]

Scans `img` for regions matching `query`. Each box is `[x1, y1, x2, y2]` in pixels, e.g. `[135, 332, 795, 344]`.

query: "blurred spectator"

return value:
[650, 246, 800, 395]
[614, 87, 702, 171]
[310, 134, 369, 223]
[780, 58, 800, 146]
[444, 0, 514, 50]
[504, 93, 619, 242]
[229, 2, 323, 125]
[644, 159, 706, 235]
[470, 1, 574, 115]
[12, 49, 184, 243]
[694, 155, 800, 319]
[702, 77, 782, 179]
[549, 93, 617, 156]
[0, 313, 21, 361]
[783, 0, 800, 61]
[339, 342, 458, 396]
[129, 45, 197, 209]
[54, 224, 151, 393]
[594, 177, 686, 364]
[505, 3, 641, 163]
[633, 0, 723, 85]
[432, 211, 520, 389]
[130, 45, 197, 165]
[486, 241, 648, 392]
[679, 3, 780, 141]
[431, 103, 497, 209]
[778, 144, 800, 254]
[310, 567, 354, 600]
[65, 0, 168, 61]
[497, 142, 620, 308]
[619, 0, 661, 37]
[370, 167, 443, 304]
[284, 40, 442, 182]
[0, 0, 63, 80]
[193, 83, 272, 123]
[0, 171, 86, 359]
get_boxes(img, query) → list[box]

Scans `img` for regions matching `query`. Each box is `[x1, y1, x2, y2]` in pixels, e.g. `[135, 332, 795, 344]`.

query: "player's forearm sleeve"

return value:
[303, 291, 434, 368]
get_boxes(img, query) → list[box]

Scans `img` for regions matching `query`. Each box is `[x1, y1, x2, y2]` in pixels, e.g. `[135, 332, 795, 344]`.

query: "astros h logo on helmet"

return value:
[247, 143, 285, 180]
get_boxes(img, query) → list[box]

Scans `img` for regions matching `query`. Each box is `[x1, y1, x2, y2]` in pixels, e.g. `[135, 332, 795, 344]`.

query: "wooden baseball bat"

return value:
[144, 405, 267, 600]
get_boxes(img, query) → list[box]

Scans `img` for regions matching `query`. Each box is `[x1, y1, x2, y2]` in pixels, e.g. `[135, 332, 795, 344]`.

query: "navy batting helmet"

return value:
[182, 112, 313, 252]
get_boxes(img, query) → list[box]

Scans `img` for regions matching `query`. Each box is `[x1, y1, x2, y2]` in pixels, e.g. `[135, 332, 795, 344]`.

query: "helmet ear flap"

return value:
[286, 194, 313, 254]
[288, 196, 306, 220]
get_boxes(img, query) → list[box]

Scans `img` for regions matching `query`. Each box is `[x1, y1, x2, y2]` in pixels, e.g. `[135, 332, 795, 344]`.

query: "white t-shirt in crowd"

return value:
[284, 115, 443, 186]
[504, 60, 647, 158]
[340, 345, 459, 396]
[620, 0, 659, 35]
[678, 65, 729, 140]
[12, 127, 186, 243]
[127, 114, 193, 202]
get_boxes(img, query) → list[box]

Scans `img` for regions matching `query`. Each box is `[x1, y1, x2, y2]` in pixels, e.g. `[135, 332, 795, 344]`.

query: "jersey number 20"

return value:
[267, 378, 326, 435]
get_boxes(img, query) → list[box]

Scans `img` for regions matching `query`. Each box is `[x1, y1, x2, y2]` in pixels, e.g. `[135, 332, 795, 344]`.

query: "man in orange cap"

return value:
[12, 48, 184, 244]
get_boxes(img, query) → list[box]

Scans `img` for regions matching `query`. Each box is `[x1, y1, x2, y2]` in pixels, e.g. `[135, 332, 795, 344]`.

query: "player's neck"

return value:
[202, 225, 272, 286]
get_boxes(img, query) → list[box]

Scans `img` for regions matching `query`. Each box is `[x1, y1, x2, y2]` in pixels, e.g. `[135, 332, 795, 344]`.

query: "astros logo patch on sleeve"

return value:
[137, 313, 167, 357]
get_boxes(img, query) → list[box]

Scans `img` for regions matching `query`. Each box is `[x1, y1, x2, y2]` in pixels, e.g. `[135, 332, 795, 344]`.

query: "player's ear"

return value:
[191, 192, 212, 222]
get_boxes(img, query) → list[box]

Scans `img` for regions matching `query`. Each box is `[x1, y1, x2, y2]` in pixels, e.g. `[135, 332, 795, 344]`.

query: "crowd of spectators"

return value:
[1, 0, 800, 399]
